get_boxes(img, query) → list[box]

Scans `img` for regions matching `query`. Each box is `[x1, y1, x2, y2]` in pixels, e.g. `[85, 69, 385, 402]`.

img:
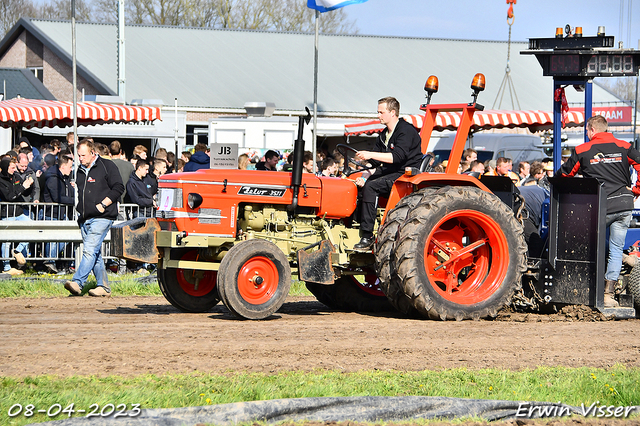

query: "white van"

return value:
[432, 133, 550, 165]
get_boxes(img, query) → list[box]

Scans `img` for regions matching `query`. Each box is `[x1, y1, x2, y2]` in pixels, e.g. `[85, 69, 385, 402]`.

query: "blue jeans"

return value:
[72, 218, 113, 291]
[605, 211, 632, 281]
[44, 215, 68, 262]
[2, 214, 30, 272]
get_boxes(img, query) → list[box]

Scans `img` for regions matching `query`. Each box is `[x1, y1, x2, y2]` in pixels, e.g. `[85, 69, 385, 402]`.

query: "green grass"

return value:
[0, 274, 162, 298]
[0, 274, 311, 298]
[1, 367, 638, 425]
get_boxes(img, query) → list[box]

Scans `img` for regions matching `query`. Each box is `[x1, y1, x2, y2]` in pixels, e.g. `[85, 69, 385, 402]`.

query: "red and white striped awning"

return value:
[344, 109, 585, 136]
[0, 98, 162, 129]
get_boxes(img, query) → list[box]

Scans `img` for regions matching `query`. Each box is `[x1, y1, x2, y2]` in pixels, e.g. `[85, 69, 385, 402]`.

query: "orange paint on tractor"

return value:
[158, 169, 357, 236]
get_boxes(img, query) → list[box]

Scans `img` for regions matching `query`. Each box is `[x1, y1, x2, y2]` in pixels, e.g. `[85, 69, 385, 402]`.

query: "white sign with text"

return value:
[210, 143, 238, 169]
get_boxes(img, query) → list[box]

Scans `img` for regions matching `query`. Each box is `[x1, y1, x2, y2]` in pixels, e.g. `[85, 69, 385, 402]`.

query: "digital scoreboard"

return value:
[521, 35, 640, 77]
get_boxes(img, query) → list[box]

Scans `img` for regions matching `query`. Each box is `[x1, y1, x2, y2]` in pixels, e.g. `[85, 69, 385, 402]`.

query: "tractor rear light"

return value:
[405, 167, 421, 176]
[424, 75, 439, 94]
[471, 73, 485, 93]
[188, 193, 203, 209]
[470, 73, 486, 104]
[424, 75, 439, 105]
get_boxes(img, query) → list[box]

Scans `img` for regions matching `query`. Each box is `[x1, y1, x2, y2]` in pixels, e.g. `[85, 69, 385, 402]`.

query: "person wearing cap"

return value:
[561, 148, 572, 164]
[559, 115, 640, 308]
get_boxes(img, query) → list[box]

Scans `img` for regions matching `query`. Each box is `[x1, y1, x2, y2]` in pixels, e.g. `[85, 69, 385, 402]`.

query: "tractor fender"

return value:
[383, 173, 491, 225]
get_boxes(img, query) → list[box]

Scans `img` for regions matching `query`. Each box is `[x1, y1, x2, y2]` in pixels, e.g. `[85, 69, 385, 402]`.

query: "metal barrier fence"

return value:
[0, 202, 156, 263]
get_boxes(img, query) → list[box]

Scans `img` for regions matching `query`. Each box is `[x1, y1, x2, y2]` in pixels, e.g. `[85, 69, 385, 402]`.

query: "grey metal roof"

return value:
[0, 68, 55, 100]
[6, 19, 626, 115]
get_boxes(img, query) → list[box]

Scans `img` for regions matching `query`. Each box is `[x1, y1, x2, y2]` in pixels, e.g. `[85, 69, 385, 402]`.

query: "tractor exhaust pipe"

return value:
[290, 107, 312, 211]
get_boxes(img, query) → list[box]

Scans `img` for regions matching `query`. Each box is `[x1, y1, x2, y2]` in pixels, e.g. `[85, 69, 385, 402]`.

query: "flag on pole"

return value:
[307, 0, 368, 13]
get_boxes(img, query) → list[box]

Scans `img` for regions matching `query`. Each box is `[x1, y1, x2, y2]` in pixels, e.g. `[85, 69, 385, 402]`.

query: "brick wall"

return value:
[186, 111, 221, 122]
[0, 31, 27, 68]
[43, 45, 101, 101]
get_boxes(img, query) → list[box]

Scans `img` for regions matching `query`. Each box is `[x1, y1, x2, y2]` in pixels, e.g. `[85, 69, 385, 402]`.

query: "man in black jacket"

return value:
[42, 155, 75, 273]
[559, 115, 640, 307]
[64, 140, 124, 297]
[16, 152, 40, 210]
[126, 159, 156, 218]
[353, 97, 422, 250]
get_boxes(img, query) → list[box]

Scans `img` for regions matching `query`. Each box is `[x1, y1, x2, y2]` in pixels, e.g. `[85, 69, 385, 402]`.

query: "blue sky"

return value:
[342, 0, 639, 48]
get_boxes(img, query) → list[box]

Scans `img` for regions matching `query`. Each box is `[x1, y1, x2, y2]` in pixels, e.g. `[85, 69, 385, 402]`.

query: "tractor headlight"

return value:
[188, 193, 203, 209]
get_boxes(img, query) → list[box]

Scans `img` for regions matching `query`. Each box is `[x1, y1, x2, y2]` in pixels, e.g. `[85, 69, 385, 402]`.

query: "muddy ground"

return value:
[1, 295, 639, 377]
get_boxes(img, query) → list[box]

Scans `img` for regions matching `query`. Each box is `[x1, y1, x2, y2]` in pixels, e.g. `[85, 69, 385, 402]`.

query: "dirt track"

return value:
[1, 295, 640, 378]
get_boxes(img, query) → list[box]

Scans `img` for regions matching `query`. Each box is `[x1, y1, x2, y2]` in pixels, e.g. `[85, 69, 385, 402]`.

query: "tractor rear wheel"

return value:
[217, 239, 291, 319]
[305, 274, 393, 312]
[157, 250, 220, 313]
[623, 260, 640, 311]
[395, 186, 527, 320]
[375, 187, 437, 314]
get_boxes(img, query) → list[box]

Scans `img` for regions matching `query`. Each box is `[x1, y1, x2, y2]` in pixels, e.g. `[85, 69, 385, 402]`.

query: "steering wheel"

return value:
[419, 154, 434, 173]
[336, 144, 375, 177]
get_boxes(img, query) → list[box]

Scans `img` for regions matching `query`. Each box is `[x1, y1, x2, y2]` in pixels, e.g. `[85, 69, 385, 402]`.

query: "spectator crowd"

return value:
[0, 134, 201, 276]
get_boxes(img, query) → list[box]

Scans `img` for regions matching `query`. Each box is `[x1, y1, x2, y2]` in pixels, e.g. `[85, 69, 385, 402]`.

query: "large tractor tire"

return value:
[217, 239, 291, 320]
[306, 275, 393, 312]
[157, 249, 220, 313]
[623, 260, 640, 311]
[375, 187, 437, 314]
[394, 186, 527, 320]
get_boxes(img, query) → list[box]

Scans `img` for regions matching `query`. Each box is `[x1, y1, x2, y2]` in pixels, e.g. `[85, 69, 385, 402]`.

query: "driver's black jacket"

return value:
[369, 118, 422, 176]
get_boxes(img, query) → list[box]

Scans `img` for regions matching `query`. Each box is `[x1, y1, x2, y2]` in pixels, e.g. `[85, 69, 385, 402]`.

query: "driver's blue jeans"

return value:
[72, 218, 113, 291]
[605, 211, 632, 281]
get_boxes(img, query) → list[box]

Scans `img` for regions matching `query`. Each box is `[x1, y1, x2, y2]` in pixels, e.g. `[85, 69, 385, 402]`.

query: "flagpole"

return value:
[72, 0, 79, 217]
[312, 9, 319, 174]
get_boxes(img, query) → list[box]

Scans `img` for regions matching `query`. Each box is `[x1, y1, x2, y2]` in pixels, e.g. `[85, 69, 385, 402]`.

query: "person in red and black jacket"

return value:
[559, 115, 640, 307]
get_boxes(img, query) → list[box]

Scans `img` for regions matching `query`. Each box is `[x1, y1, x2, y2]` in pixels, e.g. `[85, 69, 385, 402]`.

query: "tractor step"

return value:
[601, 306, 636, 319]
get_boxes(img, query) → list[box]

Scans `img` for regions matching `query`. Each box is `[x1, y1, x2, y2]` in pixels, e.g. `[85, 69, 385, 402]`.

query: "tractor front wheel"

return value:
[157, 250, 220, 313]
[395, 186, 527, 320]
[217, 239, 291, 319]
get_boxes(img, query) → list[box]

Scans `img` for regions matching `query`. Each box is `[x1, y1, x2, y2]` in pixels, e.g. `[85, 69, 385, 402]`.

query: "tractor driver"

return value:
[352, 97, 423, 250]
[559, 115, 640, 308]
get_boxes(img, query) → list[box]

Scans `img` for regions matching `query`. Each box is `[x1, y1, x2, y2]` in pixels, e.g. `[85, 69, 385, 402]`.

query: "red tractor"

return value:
[115, 73, 632, 320]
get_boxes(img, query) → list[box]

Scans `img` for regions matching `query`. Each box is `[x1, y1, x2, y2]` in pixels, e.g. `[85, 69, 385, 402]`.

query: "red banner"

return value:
[569, 106, 633, 125]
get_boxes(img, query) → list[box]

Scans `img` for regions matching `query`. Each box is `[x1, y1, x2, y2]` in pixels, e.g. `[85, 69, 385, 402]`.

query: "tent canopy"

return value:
[344, 110, 585, 136]
[0, 98, 161, 129]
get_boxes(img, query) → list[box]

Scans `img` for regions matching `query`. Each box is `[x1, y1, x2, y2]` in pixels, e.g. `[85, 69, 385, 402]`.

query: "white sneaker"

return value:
[88, 286, 111, 297]
[13, 250, 26, 267]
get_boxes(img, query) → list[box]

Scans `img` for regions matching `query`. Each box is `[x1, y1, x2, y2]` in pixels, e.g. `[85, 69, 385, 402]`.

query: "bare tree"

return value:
[2, 0, 357, 40]
[93, 0, 357, 33]
[0, 0, 37, 36]
[39, 0, 94, 21]
[598, 76, 640, 106]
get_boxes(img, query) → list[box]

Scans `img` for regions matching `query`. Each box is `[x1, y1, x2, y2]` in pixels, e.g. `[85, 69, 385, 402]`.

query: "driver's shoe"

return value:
[604, 279, 619, 308]
[354, 236, 374, 251]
